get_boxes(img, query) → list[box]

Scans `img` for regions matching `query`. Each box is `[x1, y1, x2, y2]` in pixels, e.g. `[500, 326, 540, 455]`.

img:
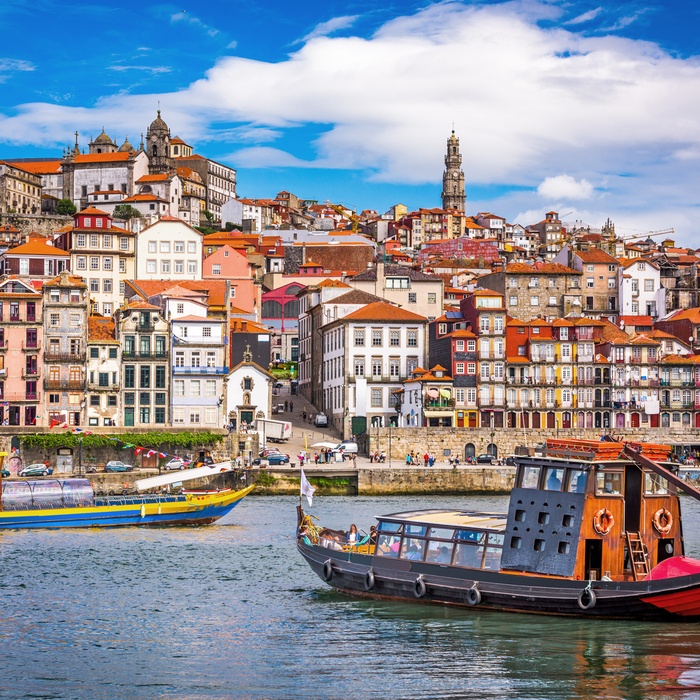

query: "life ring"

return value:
[466, 583, 481, 606]
[653, 508, 673, 536]
[364, 569, 375, 591]
[322, 559, 333, 582]
[578, 587, 597, 610]
[593, 508, 614, 536]
[414, 576, 427, 598]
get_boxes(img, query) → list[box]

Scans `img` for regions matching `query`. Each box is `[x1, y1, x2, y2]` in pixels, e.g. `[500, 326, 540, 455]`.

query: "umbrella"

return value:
[312, 442, 339, 449]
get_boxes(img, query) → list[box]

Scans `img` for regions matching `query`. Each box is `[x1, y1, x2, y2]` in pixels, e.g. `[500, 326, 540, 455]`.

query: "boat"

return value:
[297, 438, 700, 619]
[0, 462, 253, 529]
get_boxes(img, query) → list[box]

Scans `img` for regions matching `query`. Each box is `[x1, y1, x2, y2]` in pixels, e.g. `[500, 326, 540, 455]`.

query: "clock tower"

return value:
[441, 130, 466, 212]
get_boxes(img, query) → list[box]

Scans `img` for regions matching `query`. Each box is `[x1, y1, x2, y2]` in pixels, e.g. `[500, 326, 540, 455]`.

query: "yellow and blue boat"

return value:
[0, 464, 253, 529]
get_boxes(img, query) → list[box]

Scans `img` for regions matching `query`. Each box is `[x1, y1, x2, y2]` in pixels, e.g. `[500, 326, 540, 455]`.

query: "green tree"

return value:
[56, 198, 77, 216]
[203, 209, 214, 222]
[113, 204, 142, 221]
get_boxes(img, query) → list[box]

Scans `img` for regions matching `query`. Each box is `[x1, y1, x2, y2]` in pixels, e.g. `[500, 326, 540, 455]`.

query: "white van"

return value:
[332, 441, 358, 459]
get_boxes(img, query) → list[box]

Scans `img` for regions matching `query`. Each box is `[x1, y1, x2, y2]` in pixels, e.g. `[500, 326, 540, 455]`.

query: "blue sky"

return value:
[1, 1, 700, 242]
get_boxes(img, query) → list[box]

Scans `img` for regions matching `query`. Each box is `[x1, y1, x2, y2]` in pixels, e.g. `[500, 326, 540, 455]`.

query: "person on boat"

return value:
[437, 546, 452, 564]
[369, 525, 378, 545]
[405, 544, 422, 560]
[347, 524, 360, 544]
[298, 527, 312, 546]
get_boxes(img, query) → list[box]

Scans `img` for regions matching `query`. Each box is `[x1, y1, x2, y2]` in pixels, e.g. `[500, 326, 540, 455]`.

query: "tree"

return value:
[203, 209, 214, 223]
[113, 204, 142, 221]
[56, 199, 77, 216]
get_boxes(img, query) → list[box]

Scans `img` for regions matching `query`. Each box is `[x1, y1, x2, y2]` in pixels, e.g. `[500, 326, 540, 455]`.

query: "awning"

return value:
[134, 462, 232, 492]
[311, 442, 338, 449]
[427, 388, 439, 398]
[439, 388, 451, 399]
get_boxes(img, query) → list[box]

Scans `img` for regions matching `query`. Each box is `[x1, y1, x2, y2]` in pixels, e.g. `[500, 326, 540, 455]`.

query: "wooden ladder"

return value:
[626, 531, 650, 581]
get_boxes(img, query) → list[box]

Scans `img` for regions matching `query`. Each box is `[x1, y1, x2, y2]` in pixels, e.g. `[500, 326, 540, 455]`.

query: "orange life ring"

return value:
[653, 508, 673, 536]
[593, 508, 614, 536]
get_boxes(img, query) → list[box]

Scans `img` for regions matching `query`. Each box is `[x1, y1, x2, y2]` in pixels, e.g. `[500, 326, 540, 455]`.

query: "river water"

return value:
[2, 494, 700, 700]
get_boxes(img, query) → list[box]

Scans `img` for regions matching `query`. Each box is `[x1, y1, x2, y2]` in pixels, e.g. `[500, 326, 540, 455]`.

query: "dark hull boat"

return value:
[297, 439, 700, 620]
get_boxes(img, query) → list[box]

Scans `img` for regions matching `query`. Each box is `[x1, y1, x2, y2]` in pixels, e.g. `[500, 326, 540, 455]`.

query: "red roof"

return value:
[342, 301, 427, 323]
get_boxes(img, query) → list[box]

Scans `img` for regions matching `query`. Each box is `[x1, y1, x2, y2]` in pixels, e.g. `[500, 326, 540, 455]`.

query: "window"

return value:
[90, 234, 99, 247]
[160, 241, 170, 253]
[173, 379, 185, 397]
[119, 258, 126, 273]
[176, 303, 184, 314]
[189, 411, 201, 424]
[124, 392, 135, 405]
[586, 277, 594, 288]
[49, 313, 60, 326]
[190, 380, 201, 397]
[70, 313, 80, 327]
[530, 296, 539, 306]
[175, 241, 184, 253]
[638, 262, 646, 271]
[120, 237, 129, 251]
[212, 264, 221, 275]
[586, 264, 595, 272]
[354, 329, 365, 346]
[509, 296, 518, 306]
[408, 293, 417, 303]
[77, 256, 87, 270]
[147, 260, 156, 273]
[90, 257, 99, 270]
[389, 359, 400, 377]
[467, 362, 476, 374]
[456, 340, 464, 351]
[407, 330, 418, 347]
[90, 347, 99, 359]
[148, 241, 157, 253]
[608, 278, 616, 288]
[103, 234, 112, 248]
[456, 362, 465, 374]
[389, 330, 400, 347]
[372, 330, 382, 347]
[187, 261, 197, 274]
[109, 347, 117, 359]
[103, 279, 112, 293]
[354, 358, 365, 376]
[205, 379, 217, 397]
[371, 388, 383, 407]
[161, 261, 170, 274]
[203, 327, 212, 337]
[187, 242, 196, 253]
[155, 366, 166, 389]
[140, 366, 150, 388]
[548, 296, 556, 306]
[644, 279, 654, 292]
[140, 407, 151, 424]
[76, 234, 86, 247]
[191, 352, 201, 367]
[529, 277, 538, 288]
[175, 260, 183, 273]
[428, 293, 436, 304]
[124, 366, 135, 388]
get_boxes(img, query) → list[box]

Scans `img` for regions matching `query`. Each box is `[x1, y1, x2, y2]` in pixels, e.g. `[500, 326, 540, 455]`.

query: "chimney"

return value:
[242, 321, 247, 331]
[376, 260, 385, 296]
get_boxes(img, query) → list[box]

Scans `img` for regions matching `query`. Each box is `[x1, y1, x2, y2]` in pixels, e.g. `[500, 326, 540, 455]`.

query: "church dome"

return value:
[118, 137, 134, 152]
[94, 129, 115, 146]
[149, 109, 169, 132]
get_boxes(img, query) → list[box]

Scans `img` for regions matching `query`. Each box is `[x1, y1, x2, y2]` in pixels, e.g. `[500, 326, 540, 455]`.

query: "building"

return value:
[135, 216, 203, 280]
[225, 348, 274, 432]
[1, 236, 69, 278]
[0, 276, 43, 426]
[400, 366, 455, 428]
[117, 300, 170, 427]
[441, 130, 466, 212]
[176, 166, 205, 226]
[322, 300, 428, 436]
[618, 258, 663, 319]
[174, 154, 237, 222]
[0, 161, 43, 215]
[86, 316, 121, 428]
[134, 172, 182, 215]
[43, 271, 89, 428]
[261, 282, 304, 363]
[202, 244, 258, 314]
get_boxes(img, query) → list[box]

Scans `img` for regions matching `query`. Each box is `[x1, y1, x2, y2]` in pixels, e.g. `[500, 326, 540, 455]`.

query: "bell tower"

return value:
[441, 130, 466, 212]
[146, 110, 172, 175]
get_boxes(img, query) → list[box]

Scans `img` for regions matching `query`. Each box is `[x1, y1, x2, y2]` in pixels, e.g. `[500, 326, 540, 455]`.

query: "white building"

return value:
[136, 216, 203, 280]
[321, 300, 428, 436]
[618, 258, 665, 319]
[86, 316, 121, 428]
[225, 351, 274, 431]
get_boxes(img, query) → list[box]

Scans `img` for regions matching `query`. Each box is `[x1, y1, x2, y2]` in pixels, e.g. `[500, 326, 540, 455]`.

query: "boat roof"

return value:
[378, 509, 507, 532]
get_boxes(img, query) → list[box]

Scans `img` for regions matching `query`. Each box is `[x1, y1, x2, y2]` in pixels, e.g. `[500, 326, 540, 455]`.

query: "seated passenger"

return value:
[437, 546, 452, 564]
[347, 524, 359, 545]
[369, 526, 378, 545]
[405, 544, 422, 560]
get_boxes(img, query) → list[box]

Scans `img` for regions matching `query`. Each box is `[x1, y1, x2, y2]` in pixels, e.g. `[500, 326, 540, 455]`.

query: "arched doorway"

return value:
[486, 443, 498, 458]
[616, 413, 625, 428]
[507, 412, 517, 428]
[546, 412, 556, 429]
[631, 413, 640, 428]
[562, 412, 571, 429]
[532, 412, 541, 429]
[464, 443, 475, 459]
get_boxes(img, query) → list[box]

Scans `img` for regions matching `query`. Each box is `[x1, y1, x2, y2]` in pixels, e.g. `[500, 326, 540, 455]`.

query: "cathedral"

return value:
[441, 130, 466, 212]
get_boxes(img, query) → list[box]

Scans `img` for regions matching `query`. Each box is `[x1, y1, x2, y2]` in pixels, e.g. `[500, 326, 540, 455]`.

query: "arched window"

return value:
[152, 145, 158, 157]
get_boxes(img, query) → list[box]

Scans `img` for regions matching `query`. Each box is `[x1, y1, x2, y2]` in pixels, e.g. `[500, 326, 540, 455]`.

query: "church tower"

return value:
[146, 110, 172, 175]
[441, 130, 466, 212]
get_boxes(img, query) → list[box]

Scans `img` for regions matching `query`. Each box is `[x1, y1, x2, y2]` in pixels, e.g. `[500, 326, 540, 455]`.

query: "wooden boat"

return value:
[297, 439, 700, 619]
[0, 463, 253, 529]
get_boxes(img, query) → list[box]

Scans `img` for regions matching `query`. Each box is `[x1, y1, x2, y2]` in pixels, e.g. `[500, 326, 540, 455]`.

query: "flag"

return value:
[159, 452, 167, 459]
[49, 419, 61, 429]
[300, 468, 315, 507]
[134, 447, 143, 455]
[146, 450, 155, 458]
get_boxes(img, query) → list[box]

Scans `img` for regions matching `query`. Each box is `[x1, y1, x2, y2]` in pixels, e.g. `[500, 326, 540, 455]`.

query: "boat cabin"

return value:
[502, 439, 682, 582]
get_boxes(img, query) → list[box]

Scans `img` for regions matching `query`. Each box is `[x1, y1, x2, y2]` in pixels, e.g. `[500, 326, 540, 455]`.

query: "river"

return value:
[2, 494, 700, 699]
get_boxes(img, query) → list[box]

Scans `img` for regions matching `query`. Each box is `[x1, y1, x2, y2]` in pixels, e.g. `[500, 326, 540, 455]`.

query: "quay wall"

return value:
[367, 427, 700, 461]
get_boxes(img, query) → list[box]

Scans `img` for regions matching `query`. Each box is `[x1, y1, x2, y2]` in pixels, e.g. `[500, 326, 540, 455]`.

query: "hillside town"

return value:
[0, 116, 699, 452]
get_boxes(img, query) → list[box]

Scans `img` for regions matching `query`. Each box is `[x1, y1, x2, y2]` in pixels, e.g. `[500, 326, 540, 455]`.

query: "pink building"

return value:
[0, 276, 43, 426]
[202, 244, 258, 314]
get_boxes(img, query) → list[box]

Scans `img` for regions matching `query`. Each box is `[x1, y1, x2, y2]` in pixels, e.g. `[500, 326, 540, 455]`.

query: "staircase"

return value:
[626, 531, 650, 581]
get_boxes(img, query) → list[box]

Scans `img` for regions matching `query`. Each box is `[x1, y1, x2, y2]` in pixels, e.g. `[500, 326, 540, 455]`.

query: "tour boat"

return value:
[0, 463, 253, 529]
[297, 439, 700, 619]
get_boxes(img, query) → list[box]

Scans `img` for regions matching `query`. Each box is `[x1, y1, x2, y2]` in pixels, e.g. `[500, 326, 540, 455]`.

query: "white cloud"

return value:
[109, 65, 172, 75]
[538, 175, 594, 200]
[296, 15, 360, 44]
[565, 7, 602, 25]
[2, 2, 700, 242]
[0, 58, 35, 72]
[170, 11, 219, 37]
[226, 40, 238, 50]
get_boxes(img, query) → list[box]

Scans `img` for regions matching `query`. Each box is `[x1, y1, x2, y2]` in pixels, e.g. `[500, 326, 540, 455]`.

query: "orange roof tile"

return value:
[136, 173, 171, 182]
[576, 249, 620, 264]
[505, 262, 580, 275]
[73, 152, 133, 163]
[88, 316, 118, 343]
[78, 206, 110, 216]
[341, 301, 427, 323]
[4, 239, 69, 256]
[5, 160, 62, 174]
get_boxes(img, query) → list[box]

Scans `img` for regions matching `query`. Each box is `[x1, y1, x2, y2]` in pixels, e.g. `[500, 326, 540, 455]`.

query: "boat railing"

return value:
[1, 493, 189, 511]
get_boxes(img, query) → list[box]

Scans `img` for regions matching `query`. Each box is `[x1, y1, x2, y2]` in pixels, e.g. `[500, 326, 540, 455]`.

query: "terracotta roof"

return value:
[173, 314, 223, 323]
[5, 160, 62, 174]
[125, 300, 161, 311]
[88, 316, 118, 343]
[340, 301, 427, 323]
[170, 136, 188, 146]
[45, 273, 85, 287]
[351, 263, 441, 282]
[576, 249, 619, 264]
[658, 354, 700, 365]
[505, 262, 580, 275]
[78, 206, 110, 217]
[618, 315, 653, 326]
[446, 329, 476, 339]
[136, 174, 171, 182]
[122, 193, 167, 203]
[316, 279, 351, 288]
[507, 356, 530, 363]
[3, 239, 69, 256]
[73, 152, 133, 164]
[328, 289, 383, 306]
[127, 279, 228, 308]
[662, 308, 700, 324]
[230, 319, 269, 333]
[618, 257, 659, 270]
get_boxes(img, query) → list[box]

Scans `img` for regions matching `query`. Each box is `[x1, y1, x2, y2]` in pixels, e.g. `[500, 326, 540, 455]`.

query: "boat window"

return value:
[520, 466, 540, 489]
[484, 543, 503, 570]
[454, 542, 484, 568]
[400, 537, 426, 561]
[644, 473, 669, 495]
[428, 527, 454, 540]
[544, 468, 564, 491]
[487, 533, 505, 546]
[377, 521, 402, 533]
[596, 471, 623, 495]
[426, 540, 453, 564]
[404, 524, 427, 536]
[455, 529, 486, 543]
[567, 470, 587, 494]
[376, 533, 401, 557]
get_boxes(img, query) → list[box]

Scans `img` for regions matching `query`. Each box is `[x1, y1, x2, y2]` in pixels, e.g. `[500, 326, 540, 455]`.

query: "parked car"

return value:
[274, 382, 283, 389]
[164, 458, 185, 471]
[1, 467, 11, 478]
[476, 454, 495, 464]
[18, 463, 53, 477]
[260, 447, 283, 458]
[105, 460, 133, 473]
[332, 441, 358, 459]
[314, 413, 328, 427]
[266, 453, 290, 465]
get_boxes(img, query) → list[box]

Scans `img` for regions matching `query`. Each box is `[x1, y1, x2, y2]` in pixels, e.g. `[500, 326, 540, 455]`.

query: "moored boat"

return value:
[297, 439, 700, 619]
[0, 463, 253, 529]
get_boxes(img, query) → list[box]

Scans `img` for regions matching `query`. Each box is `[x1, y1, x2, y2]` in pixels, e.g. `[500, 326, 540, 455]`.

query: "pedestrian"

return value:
[428, 454, 435, 468]
[405, 453, 411, 466]
[290, 401, 294, 413]
[369, 451, 374, 464]
[302, 409, 307, 421]
[352, 453, 357, 469]
[424, 452, 429, 467]
[284, 400, 288, 411]
[314, 452, 319, 466]
[299, 452, 305, 467]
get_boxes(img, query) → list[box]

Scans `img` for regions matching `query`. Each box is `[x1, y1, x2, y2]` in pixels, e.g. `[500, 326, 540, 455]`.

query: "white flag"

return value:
[300, 468, 316, 507]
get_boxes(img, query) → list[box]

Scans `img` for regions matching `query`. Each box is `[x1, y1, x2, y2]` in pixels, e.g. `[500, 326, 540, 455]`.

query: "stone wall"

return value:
[0, 213, 72, 236]
[357, 466, 514, 494]
[368, 426, 700, 461]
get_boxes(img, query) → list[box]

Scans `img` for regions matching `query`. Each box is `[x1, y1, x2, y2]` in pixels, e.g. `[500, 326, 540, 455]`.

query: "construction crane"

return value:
[615, 228, 674, 243]
[325, 201, 360, 233]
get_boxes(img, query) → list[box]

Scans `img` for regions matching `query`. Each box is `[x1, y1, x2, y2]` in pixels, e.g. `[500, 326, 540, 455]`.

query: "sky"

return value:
[1, 0, 700, 244]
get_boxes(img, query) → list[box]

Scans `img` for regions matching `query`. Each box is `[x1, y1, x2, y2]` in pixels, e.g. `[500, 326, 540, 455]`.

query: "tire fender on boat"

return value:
[322, 559, 334, 582]
[466, 583, 481, 606]
[140, 504, 146, 518]
[414, 576, 427, 599]
[652, 508, 673, 536]
[364, 568, 375, 591]
[593, 508, 614, 536]
[577, 587, 597, 610]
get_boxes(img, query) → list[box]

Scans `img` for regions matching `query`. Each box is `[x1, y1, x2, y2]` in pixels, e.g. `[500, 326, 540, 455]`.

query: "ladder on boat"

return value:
[626, 531, 650, 581]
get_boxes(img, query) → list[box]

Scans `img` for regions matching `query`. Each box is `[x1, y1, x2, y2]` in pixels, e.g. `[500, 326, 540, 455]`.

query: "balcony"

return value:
[594, 401, 612, 408]
[4, 393, 39, 402]
[87, 382, 120, 391]
[123, 351, 169, 360]
[22, 367, 41, 379]
[423, 399, 455, 410]
[44, 351, 86, 362]
[44, 379, 85, 390]
[172, 366, 229, 375]
[21, 341, 41, 352]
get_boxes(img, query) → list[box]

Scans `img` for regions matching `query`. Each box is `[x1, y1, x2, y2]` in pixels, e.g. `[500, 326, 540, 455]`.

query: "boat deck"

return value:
[381, 509, 507, 531]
